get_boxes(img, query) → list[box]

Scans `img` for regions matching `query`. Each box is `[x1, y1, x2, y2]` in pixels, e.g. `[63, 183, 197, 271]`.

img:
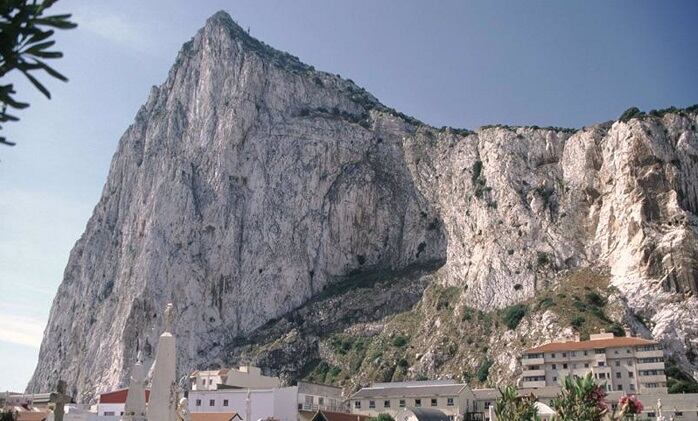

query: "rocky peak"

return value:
[27, 11, 698, 400]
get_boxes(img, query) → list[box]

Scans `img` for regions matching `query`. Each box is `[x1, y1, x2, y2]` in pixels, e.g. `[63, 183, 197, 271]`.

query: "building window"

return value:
[447, 398, 454, 407]
[399, 400, 406, 408]
[563, 363, 568, 369]
[415, 399, 421, 407]
[209, 399, 215, 406]
[571, 352, 576, 357]
[552, 364, 556, 369]
[196, 400, 201, 407]
[551, 353, 556, 358]
[223, 400, 229, 407]
[431, 398, 437, 407]
[628, 372, 634, 378]
[104, 412, 115, 417]
[369, 401, 375, 409]
[562, 353, 567, 358]
[319, 397, 324, 406]
[298, 404, 303, 410]
[614, 350, 619, 354]
[553, 377, 557, 382]
[384, 400, 390, 408]
[584, 351, 588, 356]
[616, 372, 621, 378]
[598, 362, 605, 367]
[354, 401, 361, 409]
[584, 363, 589, 368]
[484, 401, 491, 409]
[629, 384, 635, 391]
[617, 385, 623, 390]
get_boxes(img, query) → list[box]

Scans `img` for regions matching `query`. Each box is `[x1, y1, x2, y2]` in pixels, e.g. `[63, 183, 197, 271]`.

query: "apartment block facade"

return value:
[349, 380, 474, 420]
[520, 332, 667, 394]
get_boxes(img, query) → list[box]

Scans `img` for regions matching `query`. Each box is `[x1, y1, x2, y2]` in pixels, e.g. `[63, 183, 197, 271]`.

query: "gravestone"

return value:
[49, 380, 71, 421]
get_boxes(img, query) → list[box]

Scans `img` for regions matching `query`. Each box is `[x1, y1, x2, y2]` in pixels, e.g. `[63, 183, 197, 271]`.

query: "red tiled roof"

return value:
[312, 410, 371, 421]
[525, 337, 657, 353]
[99, 388, 150, 404]
[191, 412, 242, 421]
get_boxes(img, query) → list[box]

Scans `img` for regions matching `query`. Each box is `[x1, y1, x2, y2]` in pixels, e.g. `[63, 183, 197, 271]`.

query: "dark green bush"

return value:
[392, 335, 409, 347]
[502, 304, 527, 330]
[571, 315, 586, 328]
[477, 358, 493, 382]
[585, 291, 606, 307]
[619, 107, 643, 122]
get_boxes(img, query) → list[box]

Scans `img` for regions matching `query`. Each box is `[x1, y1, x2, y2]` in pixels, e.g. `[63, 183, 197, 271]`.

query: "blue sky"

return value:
[1, 0, 697, 392]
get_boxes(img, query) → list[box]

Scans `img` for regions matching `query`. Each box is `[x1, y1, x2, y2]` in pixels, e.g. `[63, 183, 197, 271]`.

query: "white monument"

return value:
[146, 303, 177, 421]
[122, 351, 148, 421]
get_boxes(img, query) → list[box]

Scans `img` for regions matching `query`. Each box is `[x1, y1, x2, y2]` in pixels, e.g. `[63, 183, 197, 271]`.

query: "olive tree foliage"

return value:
[0, 0, 76, 146]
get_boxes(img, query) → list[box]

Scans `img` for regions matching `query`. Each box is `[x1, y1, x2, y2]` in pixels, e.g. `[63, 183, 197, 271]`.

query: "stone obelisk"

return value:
[146, 303, 177, 421]
[122, 351, 147, 421]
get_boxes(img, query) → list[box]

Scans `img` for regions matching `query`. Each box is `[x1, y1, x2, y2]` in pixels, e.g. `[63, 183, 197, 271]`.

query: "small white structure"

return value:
[533, 402, 555, 421]
[190, 367, 280, 391]
[146, 303, 178, 421]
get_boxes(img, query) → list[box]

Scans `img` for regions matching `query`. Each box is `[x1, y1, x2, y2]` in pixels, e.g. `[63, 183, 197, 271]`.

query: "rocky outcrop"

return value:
[27, 11, 698, 400]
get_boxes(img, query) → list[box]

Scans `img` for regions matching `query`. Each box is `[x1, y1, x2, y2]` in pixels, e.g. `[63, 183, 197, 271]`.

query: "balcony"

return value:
[638, 374, 666, 383]
[521, 380, 546, 388]
[521, 357, 544, 365]
[635, 350, 663, 359]
[522, 369, 545, 376]
[637, 362, 664, 370]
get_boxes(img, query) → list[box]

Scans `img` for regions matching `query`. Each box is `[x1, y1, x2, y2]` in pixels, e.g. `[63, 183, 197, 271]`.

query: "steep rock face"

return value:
[28, 11, 698, 399]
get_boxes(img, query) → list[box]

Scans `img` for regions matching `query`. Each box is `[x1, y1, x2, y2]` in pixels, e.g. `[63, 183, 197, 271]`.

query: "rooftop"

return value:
[311, 410, 371, 421]
[524, 336, 657, 354]
[351, 381, 467, 399]
[191, 412, 242, 421]
[400, 407, 451, 421]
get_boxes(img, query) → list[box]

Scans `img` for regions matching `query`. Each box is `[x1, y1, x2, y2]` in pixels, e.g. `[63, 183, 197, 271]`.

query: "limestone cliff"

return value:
[27, 11, 698, 400]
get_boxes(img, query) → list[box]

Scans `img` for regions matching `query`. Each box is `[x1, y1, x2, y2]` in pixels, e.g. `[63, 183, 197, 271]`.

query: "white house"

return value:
[190, 366, 281, 391]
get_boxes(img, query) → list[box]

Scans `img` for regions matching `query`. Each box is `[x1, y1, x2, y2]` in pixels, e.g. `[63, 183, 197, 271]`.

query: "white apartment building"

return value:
[297, 381, 345, 412]
[190, 366, 281, 391]
[520, 332, 668, 394]
[188, 387, 297, 421]
[349, 380, 474, 420]
[188, 381, 345, 421]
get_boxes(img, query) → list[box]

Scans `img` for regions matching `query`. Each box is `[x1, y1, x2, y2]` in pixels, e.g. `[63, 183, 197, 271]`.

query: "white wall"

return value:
[188, 387, 299, 421]
[95, 403, 124, 417]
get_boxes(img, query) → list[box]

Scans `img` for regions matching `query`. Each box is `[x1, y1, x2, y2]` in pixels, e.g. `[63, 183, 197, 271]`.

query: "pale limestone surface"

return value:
[28, 11, 697, 399]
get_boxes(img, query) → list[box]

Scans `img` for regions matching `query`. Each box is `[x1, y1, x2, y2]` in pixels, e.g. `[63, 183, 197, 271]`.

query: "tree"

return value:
[550, 373, 644, 420]
[368, 414, 394, 421]
[494, 385, 541, 421]
[550, 373, 607, 421]
[1, 0, 77, 146]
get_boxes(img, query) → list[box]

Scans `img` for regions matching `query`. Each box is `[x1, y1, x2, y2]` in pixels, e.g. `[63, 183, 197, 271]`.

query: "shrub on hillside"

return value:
[503, 304, 528, 330]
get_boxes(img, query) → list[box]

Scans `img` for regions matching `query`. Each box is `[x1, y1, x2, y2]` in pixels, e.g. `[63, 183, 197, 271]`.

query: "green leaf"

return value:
[24, 40, 56, 53]
[20, 69, 51, 98]
[29, 50, 63, 59]
[35, 60, 67, 81]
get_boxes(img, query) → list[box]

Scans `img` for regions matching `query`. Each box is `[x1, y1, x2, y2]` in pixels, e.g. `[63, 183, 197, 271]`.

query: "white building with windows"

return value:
[348, 380, 473, 420]
[190, 366, 281, 391]
[519, 332, 668, 394]
[188, 381, 345, 421]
